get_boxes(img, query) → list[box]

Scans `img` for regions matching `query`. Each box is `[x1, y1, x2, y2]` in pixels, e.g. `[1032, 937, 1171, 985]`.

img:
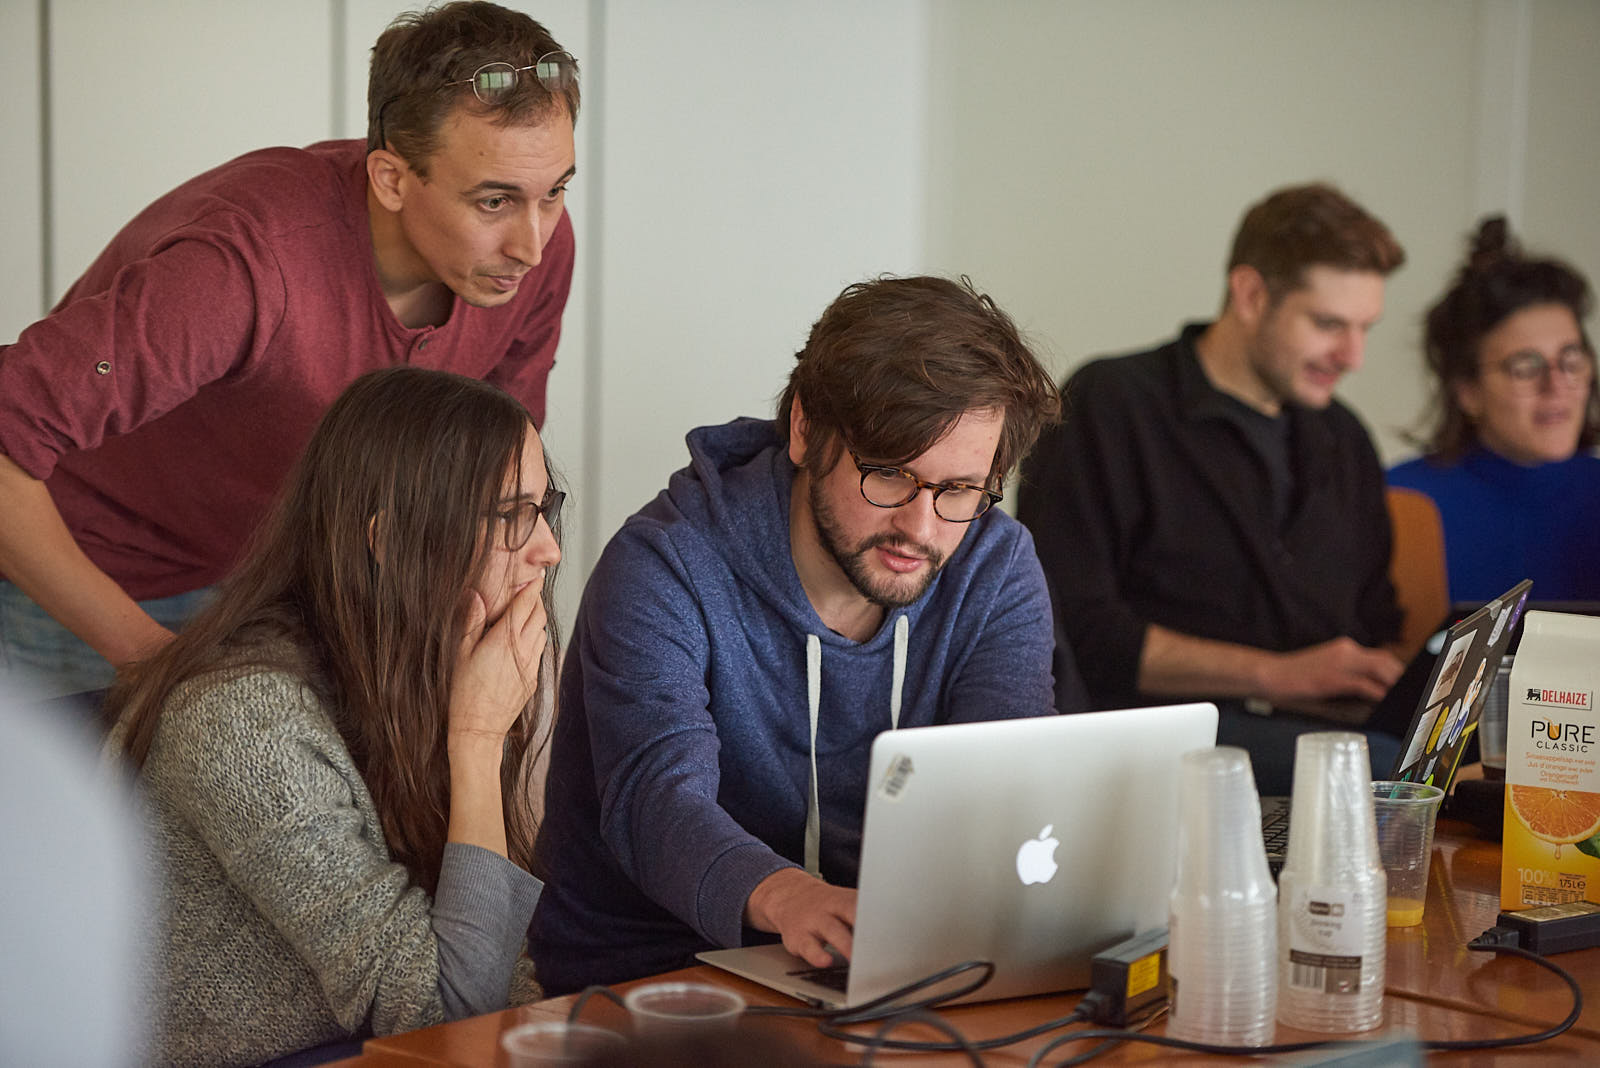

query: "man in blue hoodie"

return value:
[531, 276, 1070, 992]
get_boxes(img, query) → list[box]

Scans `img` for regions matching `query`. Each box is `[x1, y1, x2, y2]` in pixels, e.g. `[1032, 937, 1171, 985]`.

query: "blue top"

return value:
[1387, 446, 1600, 603]
[530, 417, 1057, 993]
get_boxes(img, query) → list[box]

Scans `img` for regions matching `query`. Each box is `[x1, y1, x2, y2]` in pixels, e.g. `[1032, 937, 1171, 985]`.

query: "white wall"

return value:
[4, 0, 1597, 634]
[1520, 1, 1600, 306]
[918, 0, 1599, 465]
[48, 0, 333, 302]
[0, 1, 43, 344]
[588, 0, 927, 552]
[922, 0, 1589, 465]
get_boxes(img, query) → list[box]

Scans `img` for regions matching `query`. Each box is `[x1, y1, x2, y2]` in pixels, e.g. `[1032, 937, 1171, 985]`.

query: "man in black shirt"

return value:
[1018, 184, 1408, 792]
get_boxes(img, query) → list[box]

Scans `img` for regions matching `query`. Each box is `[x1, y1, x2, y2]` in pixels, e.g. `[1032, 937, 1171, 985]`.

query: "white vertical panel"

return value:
[0, 0, 43, 344]
[1471, 0, 1532, 226]
[342, 0, 409, 140]
[1520, 0, 1600, 295]
[595, 0, 927, 550]
[48, 0, 331, 303]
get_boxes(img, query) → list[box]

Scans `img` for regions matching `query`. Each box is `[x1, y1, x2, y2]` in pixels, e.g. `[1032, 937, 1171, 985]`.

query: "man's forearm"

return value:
[0, 452, 171, 666]
[1138, 624, 1403, 706]
[1137, 623, 1271, 699]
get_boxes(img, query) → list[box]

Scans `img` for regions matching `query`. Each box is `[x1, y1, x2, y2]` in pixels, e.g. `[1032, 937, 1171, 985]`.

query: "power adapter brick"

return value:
[1082, 928, 1169, 1027]
[1492, 900, 1600, 956]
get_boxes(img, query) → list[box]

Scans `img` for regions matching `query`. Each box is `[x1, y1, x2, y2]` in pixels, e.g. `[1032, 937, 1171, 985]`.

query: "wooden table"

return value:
[1385, 825, 1600, 1041]
[358, 822, 1600, 1065]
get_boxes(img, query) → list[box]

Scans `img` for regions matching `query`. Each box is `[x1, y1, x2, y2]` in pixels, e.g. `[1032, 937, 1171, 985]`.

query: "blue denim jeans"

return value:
[0, 582, 215, 698]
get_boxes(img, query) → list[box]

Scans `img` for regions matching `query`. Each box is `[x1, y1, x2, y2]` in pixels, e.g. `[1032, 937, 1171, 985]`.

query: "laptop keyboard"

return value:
[788, 963, 850, 993]
[1261, 797, 1292, 856]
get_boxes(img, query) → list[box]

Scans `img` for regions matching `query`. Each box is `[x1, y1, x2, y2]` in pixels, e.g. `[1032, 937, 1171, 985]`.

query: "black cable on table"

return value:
[1026, 938, 1584, 1066]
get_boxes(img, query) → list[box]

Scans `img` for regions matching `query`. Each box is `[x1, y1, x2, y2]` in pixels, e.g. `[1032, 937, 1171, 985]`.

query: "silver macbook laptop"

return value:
[697, 702, 1219, 1009]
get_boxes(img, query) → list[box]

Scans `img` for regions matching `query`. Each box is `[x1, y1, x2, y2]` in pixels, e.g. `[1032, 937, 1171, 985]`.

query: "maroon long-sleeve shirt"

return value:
[0, 139, 574, 599]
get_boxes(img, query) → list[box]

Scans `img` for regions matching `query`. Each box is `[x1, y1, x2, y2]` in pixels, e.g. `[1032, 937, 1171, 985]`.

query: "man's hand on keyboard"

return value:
[744, 867, 857, 967]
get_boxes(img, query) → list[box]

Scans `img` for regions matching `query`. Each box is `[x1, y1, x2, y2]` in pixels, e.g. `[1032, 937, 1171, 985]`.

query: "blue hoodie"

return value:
[530, 418, 1056, 993]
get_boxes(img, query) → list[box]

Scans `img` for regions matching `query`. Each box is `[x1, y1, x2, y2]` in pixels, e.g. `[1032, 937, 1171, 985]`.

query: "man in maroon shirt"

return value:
[0, 1, 580, 697]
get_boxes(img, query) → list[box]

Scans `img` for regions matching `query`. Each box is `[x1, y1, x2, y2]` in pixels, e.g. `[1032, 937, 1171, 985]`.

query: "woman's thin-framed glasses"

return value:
[1487, 346, 1596, 392]
[491, 487, 565, 551]
[848, 450, 1001, 523]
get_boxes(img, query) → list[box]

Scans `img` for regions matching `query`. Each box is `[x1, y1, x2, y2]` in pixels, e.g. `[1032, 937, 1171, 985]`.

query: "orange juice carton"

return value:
[1502, 611, 1600, 910]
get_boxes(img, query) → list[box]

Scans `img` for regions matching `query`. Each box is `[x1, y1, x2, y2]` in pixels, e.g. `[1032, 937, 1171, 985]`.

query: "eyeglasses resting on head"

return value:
[451, 52, 577, 103]
[376, 50, 578, 150]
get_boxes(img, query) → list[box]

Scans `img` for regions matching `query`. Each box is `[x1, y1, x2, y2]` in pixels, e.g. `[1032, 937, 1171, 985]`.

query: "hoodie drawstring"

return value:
[804, 614, 908, 877]
[890, 613, 906, 730]
[804, 635, 822, 876]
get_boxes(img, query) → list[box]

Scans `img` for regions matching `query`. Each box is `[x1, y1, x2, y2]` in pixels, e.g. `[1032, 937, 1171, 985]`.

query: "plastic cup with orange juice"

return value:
[1371, 781, 1444, 927]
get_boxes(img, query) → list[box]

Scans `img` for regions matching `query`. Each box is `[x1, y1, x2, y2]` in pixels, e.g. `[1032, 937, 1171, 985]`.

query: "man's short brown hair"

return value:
[368, 1, 579, 174]
[1227, 183, 1405, 304]
[778, 276, 1060, 485]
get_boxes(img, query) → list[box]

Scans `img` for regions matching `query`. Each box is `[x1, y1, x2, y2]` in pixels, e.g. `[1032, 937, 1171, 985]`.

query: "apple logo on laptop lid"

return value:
[1016, 824, 1060, 885]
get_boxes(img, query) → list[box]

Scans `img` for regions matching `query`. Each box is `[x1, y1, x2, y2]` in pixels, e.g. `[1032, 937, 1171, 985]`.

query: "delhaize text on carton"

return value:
[1502, 611, 1600, 910]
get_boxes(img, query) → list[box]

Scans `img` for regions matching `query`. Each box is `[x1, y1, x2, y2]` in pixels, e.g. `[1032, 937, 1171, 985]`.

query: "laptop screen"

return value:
[1391, 579, 1533, 788]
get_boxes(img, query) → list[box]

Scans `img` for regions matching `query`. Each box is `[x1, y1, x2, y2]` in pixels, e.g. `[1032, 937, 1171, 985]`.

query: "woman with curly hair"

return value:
[1390, 216, 1600, 602]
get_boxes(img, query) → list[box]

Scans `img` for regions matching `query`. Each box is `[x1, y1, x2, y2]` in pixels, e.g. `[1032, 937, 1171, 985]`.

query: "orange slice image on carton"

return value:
[1509, 786, 1600, 857]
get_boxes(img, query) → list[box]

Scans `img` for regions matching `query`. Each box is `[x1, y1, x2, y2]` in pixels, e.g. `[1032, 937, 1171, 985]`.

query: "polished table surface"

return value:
[356, 821, 1600, 1065]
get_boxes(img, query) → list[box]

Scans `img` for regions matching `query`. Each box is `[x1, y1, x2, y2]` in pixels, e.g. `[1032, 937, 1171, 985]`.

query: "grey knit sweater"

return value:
[117, 664, 543, 1067]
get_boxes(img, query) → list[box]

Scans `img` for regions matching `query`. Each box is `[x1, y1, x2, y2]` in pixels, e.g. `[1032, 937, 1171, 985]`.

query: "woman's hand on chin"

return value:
[448, 585, 547, 745]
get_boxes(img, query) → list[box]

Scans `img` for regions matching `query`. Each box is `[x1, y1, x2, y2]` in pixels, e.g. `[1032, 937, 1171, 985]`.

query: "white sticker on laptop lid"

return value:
[876, 754, 914, 801]
[1488, 599, 1509, 646]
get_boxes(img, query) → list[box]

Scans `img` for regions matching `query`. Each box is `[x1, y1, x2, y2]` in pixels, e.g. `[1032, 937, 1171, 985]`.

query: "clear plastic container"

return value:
[1167, 746, 1278, 1046]
[1276, 732, 1386, 1033]
[1478, 655, 1513, 775]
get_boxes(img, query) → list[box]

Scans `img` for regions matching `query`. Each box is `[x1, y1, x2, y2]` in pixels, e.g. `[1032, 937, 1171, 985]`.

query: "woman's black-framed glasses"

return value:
[848, 451, 1001, 523]
[491, 487, 565, 551]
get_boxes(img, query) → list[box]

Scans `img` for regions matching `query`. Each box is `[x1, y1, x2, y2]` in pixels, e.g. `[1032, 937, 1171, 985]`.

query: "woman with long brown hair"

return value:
[108, 367, 563, 1067]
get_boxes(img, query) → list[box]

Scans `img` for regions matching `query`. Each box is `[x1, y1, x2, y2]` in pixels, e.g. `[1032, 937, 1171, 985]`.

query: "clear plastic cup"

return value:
[1276, 732, 1387, 1034]
[501, 1021, 628, 1066]
[1371, 781, 1444, 927]
[1167, 747, 1278, 1046]
[623, 982, 745, 1035]
[1478, 656, 1513, 777]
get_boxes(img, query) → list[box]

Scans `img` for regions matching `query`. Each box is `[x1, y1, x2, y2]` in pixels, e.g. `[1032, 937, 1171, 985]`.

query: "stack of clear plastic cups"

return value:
[1276, 732, 1387, 1033]
[1167, 746, 1278, 1046]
